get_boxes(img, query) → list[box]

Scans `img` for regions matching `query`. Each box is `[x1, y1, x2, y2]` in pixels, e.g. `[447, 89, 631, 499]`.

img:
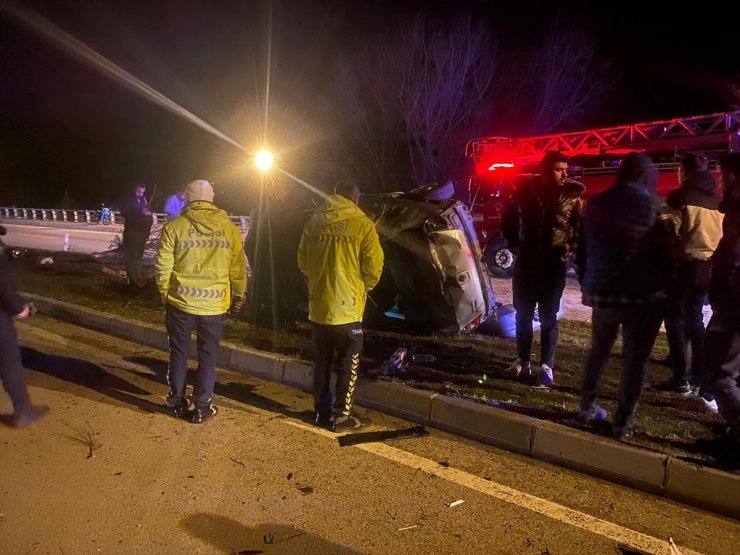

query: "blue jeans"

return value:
[580, 303, 663, 430]
[165, 306, 226, 411]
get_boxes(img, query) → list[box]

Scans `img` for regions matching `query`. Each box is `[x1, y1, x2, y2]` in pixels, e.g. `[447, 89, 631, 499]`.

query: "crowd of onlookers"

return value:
[499, 150, 740, 466]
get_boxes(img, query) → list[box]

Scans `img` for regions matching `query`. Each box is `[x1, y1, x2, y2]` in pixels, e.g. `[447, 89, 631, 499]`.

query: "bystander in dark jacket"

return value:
[500, 150, 585, 387]
[704, 153, 740, 465]
[572, 153, 673, 439]
[120, 184, 153, 286]
[0, 223, 48, 428]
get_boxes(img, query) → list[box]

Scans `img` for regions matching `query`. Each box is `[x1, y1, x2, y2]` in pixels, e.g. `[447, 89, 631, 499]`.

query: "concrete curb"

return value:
[24, 293, 740, 520]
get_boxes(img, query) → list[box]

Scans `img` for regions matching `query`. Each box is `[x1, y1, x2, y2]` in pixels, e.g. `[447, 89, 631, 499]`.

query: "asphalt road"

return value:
[1, 221, 121, 254]
[1, 315, 737, 554]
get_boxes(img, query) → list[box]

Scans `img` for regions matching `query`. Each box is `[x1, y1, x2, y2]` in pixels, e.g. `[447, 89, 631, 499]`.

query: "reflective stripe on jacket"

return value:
[297, 194, 384, 325]
[156, 201, 248, 315]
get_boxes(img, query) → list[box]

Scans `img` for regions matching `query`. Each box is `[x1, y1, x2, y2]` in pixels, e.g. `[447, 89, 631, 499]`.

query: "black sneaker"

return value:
[331, 414, 366, 433]
[315, 412, 332, 428]
[191, 405, 218, 424]
[612, 425, 634, 441]
[651, 380, 692, 396]
[171, 399, 191, 420]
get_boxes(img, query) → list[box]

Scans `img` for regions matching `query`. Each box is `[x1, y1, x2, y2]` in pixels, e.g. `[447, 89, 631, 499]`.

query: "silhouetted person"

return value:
[120, 184, 153, 286]
[0, 223, 48, 428]
[705, 152, 740, 467]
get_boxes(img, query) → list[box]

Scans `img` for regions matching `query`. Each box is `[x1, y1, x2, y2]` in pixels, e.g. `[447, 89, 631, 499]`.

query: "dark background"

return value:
[1, 0, 736, 209]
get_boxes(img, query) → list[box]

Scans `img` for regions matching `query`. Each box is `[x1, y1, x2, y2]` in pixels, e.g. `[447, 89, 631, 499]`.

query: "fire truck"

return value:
[465, 110, 740, 277]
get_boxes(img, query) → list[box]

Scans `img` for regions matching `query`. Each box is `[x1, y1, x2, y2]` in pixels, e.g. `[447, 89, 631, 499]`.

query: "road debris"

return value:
[446, 499, 465, 508]
[338, 425, 430, 447]
[286, 472, 293, 481]
[382, 348, 408, 376]
[669, 538, 684, 555]
[229, 457, 246, 467]
[297, 485, 314, 495]
[398, 525, 418, 531]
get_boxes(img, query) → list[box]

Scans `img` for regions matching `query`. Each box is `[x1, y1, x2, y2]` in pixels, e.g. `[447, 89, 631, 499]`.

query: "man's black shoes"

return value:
[191, 405, 218, 424]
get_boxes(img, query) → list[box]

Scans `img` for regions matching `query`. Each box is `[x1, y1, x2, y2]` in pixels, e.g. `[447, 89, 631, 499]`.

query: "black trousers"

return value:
[123, 229, 149, 284]
[512, 261, 566, 367]
[165, 306, 226, 411]
[311, 321, 363, 419]
[0, 313, 31, 413]
[664, 261, 710, 384]
[706, 306, 740, 439]
[580, 303, 663, 430]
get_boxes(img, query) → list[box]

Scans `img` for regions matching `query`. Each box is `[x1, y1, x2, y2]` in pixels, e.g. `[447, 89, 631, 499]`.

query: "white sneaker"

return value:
[678, 396, 719, 414]
[534, 364, 554, 388]
[501, 358, 531, 379]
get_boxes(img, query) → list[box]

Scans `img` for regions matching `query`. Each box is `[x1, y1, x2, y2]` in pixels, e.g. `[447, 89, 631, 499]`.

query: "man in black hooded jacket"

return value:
[0, 223, 49, 428]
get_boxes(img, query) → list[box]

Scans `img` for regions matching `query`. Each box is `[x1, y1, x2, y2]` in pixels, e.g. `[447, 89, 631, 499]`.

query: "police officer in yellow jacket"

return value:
[298, 181, 384, 431]
[156, 179, 248, 423]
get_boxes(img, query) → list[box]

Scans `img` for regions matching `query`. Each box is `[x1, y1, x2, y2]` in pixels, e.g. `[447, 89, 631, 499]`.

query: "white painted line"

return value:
[282, 419, 703, 555]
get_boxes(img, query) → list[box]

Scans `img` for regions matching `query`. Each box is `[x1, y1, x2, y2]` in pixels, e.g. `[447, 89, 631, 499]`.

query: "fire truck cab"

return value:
[466, 111, 740, 277]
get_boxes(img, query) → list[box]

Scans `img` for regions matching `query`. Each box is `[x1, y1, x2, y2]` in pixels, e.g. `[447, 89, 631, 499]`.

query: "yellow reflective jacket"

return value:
[298, 194, 384, 325]
[156, 201, 248, 316]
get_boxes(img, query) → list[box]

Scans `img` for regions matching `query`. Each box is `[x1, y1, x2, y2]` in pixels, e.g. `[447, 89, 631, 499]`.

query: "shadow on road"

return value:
[181, 513, 360, 554]
[124, 355, 317, 426]
[21, 347, 164, 414]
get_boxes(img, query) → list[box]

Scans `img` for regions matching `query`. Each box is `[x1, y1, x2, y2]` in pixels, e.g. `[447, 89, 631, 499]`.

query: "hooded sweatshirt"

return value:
[666, 170, 724, 261]
[297, 194, 384, 325]
[155, 201, 248, 315]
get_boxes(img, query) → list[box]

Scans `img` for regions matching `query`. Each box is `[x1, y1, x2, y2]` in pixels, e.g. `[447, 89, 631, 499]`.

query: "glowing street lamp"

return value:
[255, 149, 273, 172]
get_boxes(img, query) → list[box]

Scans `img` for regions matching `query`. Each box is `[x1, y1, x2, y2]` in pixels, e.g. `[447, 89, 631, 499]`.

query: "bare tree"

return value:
[531, 18, 614, 134]
[491, 18, 614, 136]
[729, 72, 740, 109]
[330, 13, 496, 188]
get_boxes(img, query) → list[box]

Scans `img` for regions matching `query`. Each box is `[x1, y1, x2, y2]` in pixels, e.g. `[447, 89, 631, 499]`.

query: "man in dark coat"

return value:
[501, 151, 585, 387]
[120, 184, 153, 286]
[0, 223, 48, 428]
[705, 152, 740, 467]
[572, 153, 673, 440]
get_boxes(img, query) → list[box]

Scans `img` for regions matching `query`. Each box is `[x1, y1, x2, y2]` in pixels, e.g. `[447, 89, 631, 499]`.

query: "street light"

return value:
[255, 149, 273, 172]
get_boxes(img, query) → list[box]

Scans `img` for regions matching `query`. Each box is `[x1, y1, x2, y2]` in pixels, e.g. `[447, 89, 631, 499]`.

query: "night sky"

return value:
[0, 0, 736, 209]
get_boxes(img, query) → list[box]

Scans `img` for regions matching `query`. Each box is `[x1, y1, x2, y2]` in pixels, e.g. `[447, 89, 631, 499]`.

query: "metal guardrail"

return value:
[0, 207, 250, 233]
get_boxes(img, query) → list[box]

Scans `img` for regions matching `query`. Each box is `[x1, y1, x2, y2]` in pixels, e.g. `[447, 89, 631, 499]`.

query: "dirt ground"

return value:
[10, 252, 729, 464]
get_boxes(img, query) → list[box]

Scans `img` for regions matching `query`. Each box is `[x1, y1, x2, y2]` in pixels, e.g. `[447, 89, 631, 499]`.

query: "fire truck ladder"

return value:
[466, 110, 740, 164]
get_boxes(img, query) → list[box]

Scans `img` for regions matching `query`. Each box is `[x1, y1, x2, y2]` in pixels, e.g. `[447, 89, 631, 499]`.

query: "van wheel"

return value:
[484, 237, 515, 279]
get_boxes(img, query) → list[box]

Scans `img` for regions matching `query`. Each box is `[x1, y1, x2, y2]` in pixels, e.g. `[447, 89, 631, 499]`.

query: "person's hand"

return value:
[15, 305, 31, 319]
[232, 297, 245, 312]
